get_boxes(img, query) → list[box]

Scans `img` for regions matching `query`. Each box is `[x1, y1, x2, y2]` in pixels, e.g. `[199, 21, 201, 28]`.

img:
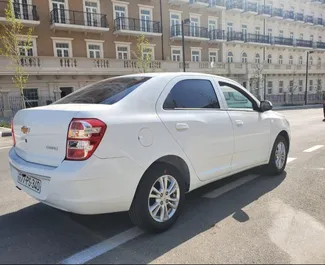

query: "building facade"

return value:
[0, 0, 325, 116]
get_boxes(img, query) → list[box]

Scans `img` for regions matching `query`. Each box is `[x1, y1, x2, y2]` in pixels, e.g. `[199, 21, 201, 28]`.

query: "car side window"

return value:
[218, 82, 253, 110]
[163, 79, 220, 110]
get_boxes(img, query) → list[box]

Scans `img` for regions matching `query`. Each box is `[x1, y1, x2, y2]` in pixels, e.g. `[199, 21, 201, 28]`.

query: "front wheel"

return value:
[265, 135, 288, 176]
[129, 163, 185, 233]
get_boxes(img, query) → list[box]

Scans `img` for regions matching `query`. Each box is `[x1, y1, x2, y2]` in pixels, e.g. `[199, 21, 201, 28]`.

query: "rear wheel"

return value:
[129, 163, 185, 233]
[265, 135, 288, 176]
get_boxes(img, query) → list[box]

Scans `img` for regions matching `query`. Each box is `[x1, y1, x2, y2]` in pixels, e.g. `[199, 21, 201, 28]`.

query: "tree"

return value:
[0, 0, 33, 109]
[132, 34, 155, 73]
[287, 66, 300, 104]
[250, 63, 265, 99]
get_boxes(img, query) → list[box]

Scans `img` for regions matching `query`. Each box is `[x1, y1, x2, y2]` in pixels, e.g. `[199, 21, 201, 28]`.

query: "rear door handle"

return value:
[235, 120, 244, 126]
[176, 123, 189, 131]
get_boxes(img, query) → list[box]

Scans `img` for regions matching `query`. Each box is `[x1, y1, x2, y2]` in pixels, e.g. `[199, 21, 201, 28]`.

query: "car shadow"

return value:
[0, 170, 286, 264]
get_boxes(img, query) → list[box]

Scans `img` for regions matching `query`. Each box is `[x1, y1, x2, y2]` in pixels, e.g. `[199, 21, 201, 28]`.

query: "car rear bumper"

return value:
[8, 148, 144, 214]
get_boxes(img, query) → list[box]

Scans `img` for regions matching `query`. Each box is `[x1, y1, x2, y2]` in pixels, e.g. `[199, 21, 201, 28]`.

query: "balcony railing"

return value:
[50, 8, 108, 28]
[274, 36, 293, 46]
[209, 29, 226, 41]
[114, 17, 161, 33]
[190, 0, 209, 4]
[209, 0, 225, 7]
[257, 5, 272, 15]
[226, 0, 243, 10]
[272, 8, 283, 17]
[284, 10, 295, 20]
[296, 39, 313, 48]
[295, 13, 304, 22]
[227, 31, 244, 41]
[315, 17, 324, 26]
[0, 0, 39, 21]
[317, 42, 325, 49]
[246, 34, 270, 44]
[305, 15, 314, 23]
[244, 2, 257, 12]
[170, 24, 209, 38]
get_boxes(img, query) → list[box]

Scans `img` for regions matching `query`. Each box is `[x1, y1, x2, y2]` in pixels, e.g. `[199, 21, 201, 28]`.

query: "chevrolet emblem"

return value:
[21, 126, 30, 134]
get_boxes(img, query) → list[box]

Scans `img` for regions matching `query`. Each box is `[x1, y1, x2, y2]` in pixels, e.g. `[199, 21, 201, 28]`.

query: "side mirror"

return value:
[260, 100, 273, 112]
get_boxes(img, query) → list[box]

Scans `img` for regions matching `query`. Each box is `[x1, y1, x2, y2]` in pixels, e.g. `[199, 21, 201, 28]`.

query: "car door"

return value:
[156, 76, 234, 182]
[217, 80, 271, 171]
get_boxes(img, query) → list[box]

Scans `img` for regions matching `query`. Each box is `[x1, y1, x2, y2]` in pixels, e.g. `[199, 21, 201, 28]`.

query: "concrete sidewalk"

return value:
[0, 127, 11, 137]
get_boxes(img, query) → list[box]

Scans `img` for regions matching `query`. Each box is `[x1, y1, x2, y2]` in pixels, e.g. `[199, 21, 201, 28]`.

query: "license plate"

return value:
[17, 173, 42, 193]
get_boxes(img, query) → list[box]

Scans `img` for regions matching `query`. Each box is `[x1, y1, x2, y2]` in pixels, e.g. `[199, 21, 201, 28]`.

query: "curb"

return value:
[0, 128, 12, 138]
[273, 104, 322, 110]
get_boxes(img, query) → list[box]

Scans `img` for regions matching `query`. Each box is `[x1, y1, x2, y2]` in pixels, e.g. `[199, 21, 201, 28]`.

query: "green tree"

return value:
[0, 0, 33, 109]
[132, 34, 154, 73]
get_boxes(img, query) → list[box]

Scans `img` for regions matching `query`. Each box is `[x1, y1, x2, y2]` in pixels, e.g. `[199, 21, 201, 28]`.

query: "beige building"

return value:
[0, 0, 325, 116]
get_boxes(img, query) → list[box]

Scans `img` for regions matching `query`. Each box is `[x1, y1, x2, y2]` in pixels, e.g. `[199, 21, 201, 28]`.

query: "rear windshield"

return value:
[54, 76, 151, 105]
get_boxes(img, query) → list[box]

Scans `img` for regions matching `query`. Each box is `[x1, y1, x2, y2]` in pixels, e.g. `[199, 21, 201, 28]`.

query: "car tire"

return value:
[265, 135, 288, 176]
[129, 163, 186, 233]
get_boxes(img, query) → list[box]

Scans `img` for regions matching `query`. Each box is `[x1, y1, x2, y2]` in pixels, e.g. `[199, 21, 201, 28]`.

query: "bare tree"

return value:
[0, 0, 33, 109]
[287, 66, 301, 104]
[131, 34, 155, 73]
[250, 63, 265, 99]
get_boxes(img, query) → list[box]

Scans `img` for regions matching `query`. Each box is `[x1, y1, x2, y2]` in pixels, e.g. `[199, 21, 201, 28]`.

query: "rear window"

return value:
[54, 76, 151, 105]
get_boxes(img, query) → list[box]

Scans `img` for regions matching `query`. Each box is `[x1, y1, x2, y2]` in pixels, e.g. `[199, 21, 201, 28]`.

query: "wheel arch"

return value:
[278, 130, 290, 151]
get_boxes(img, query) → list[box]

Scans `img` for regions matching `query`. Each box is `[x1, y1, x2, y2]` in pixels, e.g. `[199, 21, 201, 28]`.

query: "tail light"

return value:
[11, 119, 16, 147]
[66, 118, 107, 161]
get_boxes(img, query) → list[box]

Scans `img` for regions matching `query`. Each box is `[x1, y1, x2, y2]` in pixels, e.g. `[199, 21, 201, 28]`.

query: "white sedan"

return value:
[9, 73, 290, 233]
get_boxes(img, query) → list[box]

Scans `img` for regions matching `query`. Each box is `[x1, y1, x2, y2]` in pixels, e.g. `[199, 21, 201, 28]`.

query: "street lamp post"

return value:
[181, 19, 190, 72]
[305, 51, 314, 105]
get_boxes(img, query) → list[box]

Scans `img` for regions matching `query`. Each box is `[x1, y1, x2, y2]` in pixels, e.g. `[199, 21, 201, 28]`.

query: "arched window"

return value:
[289, 55, 294, 65]
[267, 54, 272, 64]
[299, 56, 303, 65]
[278, 55, 283, 64]
[242, 52, 248, 63]
[227, 52, 233, 63]
[310, 56, 313, 65]
[318, 57, 322, 66]
[255, 53, 260, 64]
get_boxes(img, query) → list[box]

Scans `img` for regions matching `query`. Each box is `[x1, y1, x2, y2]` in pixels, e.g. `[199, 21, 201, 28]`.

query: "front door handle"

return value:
[176, 123, 189, 131]
[235, 120, 244, 126]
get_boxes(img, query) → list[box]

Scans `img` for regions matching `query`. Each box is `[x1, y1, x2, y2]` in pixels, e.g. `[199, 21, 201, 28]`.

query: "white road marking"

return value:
[287, 157, 297, 163]
[0, 146, 11, 150]
[202, 174, 259, 199]
[303, 145, 324, 153]
[60, 227, 144, 264]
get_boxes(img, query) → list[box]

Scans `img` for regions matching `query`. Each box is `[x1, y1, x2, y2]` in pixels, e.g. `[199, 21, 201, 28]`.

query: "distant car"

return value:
[8, 73, 290, 233]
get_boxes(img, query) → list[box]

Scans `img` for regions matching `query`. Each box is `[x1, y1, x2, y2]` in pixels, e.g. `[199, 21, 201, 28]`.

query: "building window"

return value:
[23, 88, 39, 108]
[290, 32, 294, 39]
[255, 26, 260, 35]
[319, 36, 323, 42]
[86, 41, 103, 58]
[310, 34, 314, 41]
[115, 42, 130, 59]
[209, 50, 217, 63]
[255, 53, 260, 64]
[299, 33, 304, 40]
[140, 8, 153, 33]
[190, 16, 200, 37]
[191, 49, 201, 62]
[208, 18, 217, 32]
[241, 52, 247, 63]
[170, 13, 181, 36]
[55, 43, 70, 57]
[18, 40, 34, 57]
[142, 46, 154, 60]
[227, 22, 233, 34]
[242, 24, 247, 39]
[309, 80, 313, 91]
[268, 28, 272, 39]
[279, 81, 284, 93]
[279, 30, 283, 37]
[227, 51, 233, 63]
[318, 57, 322, 66]
[171, 47, 182, 61]
[299, 56, 303, 65]
[85, 0, 100, 27]
[278, 55, 283, 64]
[267, 81, 273, 94]
[267, 54, 272, 64]
[289, 80, 294, 93]
[299, 80, 303, 92]
[289, 55, 293, 65]
[113, 2, 128, 29]
[310, 56, 313, 65]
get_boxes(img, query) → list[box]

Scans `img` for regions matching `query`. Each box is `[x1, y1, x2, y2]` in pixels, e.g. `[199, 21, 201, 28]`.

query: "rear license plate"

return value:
[17, 173, 42, 193]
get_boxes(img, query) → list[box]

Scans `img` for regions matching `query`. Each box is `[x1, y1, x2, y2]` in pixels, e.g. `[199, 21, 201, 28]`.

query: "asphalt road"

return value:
[1, 108, 325, 264]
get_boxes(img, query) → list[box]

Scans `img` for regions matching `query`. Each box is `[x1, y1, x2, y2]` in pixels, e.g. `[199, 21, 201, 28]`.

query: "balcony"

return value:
[168, 0, 189, 4]
[256, 5, 272, 17]
[189, 0, 209, 8]
[295, 39, 313, 48]
[207, 0, 226, 10]
[295, 13, 304, 23]
[305, 15, 314, 25]
[227, 31, 244, 42]
[314, 18, 324, 27]
[170, 24, 209, 41]
[209, 29, 226, 43]
[226, 0, 244, 13]
[316, 42, 325, 49]
[273, 36, 294, 46]
[50, 9, 109, 33]
[246, 34, 270, 45]
[284, 10, 295, 21]
[269, 8, 283, 20]
[242, 2, 258, 16]
[0, 0, 40, 26]
[114, 17, 162, 37]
